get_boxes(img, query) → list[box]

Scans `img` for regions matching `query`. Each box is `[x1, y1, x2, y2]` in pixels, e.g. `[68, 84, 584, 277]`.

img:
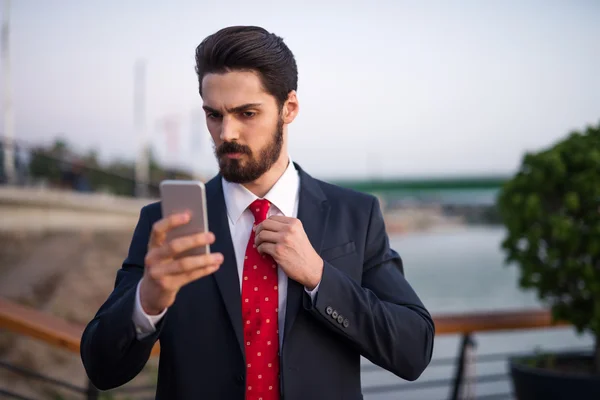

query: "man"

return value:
[81, 26, 435, 400]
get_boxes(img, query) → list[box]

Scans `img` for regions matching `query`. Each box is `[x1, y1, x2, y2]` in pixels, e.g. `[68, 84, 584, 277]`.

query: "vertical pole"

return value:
[449, 332, 477, 400]
[134, 59, 149, 197]
[189, 108, 204, 180]
[2, 0, 15, 184]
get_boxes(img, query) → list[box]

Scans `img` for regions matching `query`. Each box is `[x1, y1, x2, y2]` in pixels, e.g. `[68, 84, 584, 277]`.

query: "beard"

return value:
[214, 117, 284, 184]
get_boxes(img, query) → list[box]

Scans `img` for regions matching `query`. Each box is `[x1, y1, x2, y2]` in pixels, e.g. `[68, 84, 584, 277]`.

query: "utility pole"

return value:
[2, 0, 15, 184]
[134, 59, 149, 197]
[189, 108, 204, 180]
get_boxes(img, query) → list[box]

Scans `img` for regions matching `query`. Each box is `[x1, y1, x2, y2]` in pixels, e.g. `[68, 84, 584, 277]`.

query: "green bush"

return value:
[497, 121, 600, 373]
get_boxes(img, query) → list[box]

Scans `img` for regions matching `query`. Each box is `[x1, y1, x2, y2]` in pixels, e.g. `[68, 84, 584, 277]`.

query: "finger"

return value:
[147, 232, 215, 262]
[159, 252, 224, 276]
[256, 242, 278, 258]
[255, 229, 281, 247]
[164, 232, 215, 257]
[145, 245, 170, 266]
[267, 215, 294, 223]
[255, 218, 287, 235]
[174, 264, 221, 287]
[149, 212, 191, 247]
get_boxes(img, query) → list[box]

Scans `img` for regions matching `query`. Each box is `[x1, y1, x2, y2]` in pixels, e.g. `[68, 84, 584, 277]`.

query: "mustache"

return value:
[216, 141, 252, 157]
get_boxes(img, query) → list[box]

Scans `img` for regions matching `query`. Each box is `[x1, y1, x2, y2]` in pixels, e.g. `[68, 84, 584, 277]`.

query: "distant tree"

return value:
[82, 149, 99, 168]
[24, 137, 194, 196]
[50, 138, 69, 157]
[497, 121, 600, 373]
[28, 147, 62, 185]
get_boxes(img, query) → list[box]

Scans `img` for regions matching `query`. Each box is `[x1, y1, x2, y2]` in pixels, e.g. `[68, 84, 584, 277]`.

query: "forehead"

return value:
[201, 70, 272, 109]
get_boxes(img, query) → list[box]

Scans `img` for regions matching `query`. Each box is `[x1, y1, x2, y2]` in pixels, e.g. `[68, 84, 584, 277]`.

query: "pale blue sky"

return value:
[2, 0, 600, 179]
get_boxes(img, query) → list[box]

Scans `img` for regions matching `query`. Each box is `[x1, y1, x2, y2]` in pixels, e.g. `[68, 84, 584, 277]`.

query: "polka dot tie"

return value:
[241, 199, 280, 400]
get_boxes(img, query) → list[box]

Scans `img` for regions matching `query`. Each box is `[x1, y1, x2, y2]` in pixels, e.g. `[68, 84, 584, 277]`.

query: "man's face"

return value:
[201, 71, 286, 184]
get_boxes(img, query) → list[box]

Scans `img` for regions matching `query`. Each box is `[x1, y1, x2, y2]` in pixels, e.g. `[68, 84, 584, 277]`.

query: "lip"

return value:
[224, 153, 243, 159]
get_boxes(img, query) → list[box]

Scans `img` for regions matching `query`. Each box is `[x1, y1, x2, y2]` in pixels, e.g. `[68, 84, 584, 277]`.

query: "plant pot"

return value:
[509, 352, 600, 400]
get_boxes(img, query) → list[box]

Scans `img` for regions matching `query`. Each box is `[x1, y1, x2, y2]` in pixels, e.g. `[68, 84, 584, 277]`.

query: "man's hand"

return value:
[139, 212, 224, 315]
[254, 216, 323, 290]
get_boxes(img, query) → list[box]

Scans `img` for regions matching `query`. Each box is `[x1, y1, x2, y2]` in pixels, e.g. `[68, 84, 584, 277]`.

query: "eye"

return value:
[206, 112, 222, 120]
[242, 111, 256, 118]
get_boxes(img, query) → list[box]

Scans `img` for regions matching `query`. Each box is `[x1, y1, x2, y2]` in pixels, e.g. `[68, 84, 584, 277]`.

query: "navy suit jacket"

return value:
[81, 163, 435, 400]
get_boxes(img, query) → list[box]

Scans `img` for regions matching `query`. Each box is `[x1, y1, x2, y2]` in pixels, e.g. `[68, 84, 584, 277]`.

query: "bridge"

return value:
[333, 175, 508, 193]
[332, 175, 508, 209]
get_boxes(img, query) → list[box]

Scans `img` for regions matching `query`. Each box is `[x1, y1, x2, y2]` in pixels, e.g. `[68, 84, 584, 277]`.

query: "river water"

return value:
[361, 226, 594, 399]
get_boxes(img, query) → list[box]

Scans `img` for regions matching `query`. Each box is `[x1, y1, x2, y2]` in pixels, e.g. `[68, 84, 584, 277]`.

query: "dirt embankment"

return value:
[0, 229, 158, 400]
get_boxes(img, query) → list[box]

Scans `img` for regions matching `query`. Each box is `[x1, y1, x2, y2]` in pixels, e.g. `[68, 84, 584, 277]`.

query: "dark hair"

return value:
[195, 26, 298, 107]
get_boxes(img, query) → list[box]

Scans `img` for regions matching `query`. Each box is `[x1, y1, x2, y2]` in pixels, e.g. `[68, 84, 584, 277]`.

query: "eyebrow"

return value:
[202, 103, 263, 114]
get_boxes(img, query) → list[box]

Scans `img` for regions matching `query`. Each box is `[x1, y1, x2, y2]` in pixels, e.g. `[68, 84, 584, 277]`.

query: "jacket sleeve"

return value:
[80, 205, 164, 390]
[305, 197, 435, 381]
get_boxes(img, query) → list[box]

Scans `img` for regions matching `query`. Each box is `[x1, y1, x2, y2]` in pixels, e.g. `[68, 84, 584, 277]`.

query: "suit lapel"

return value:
[206, 177, 245, 358]
[283, 163, 330, 344]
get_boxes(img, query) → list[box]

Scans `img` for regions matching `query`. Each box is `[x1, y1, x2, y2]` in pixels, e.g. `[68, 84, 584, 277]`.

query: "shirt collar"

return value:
[222, 157, 300, 224]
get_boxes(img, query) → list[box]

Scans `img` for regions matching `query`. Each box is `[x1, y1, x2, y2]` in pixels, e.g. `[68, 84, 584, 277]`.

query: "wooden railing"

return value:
[0, 297, 161, 357]
[0, 295, 573, 400]
[434, 307, 568, 334]
[0, 296, 567, 357]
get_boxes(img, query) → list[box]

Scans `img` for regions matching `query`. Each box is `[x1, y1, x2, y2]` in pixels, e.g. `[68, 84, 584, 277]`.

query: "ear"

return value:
[281, 90, 299, 124]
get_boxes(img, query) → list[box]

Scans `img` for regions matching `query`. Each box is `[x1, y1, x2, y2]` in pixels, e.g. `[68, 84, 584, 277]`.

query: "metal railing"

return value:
[0, 360, 157, 400]
[360, 341, 592, 399]
[1, 296, 584, 400]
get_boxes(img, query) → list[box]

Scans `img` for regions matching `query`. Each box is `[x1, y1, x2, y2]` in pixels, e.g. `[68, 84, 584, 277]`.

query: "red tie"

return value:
[241, 199, 280, 400]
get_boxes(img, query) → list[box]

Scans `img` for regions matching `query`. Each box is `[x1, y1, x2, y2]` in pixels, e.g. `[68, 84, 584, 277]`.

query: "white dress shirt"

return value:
[132, 158, 320, 348]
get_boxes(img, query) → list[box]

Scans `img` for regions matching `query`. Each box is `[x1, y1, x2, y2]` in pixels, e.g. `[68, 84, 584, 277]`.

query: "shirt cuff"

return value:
[132, 279, 167, 340]
[304, 280, 321, 303]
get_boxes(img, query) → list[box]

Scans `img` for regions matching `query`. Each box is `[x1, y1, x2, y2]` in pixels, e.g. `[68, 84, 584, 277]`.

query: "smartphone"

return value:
[159, 180, 210, 257]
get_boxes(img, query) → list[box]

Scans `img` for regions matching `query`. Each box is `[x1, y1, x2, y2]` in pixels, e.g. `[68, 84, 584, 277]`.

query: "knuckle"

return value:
[275, 244, 284, 256]
[194, 255, 206, 267]
[202, 254, 215, 266]
[155, 278, 168, 290]
[148, 267, 161, 281]
[183, 270, 197, 281]
[167, 241, 179, 255]
[144, 253, 153, 267]
[178, 258, 192, 272]
[282, 234, 292, 246]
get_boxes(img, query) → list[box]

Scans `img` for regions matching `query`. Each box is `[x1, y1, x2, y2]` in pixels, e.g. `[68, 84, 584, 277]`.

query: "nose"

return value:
[220, 116, 240, 142]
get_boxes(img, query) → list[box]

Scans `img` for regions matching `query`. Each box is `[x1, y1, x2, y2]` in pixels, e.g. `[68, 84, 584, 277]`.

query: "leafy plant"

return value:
[497, 121, 600, 374]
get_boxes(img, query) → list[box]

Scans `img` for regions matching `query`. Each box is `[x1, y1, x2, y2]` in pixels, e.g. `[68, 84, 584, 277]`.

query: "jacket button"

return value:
[337, 315, 344, 324]
[332, 311, 339, 319]
[326, 306, 333, 315]
[343, 319, 349, 328]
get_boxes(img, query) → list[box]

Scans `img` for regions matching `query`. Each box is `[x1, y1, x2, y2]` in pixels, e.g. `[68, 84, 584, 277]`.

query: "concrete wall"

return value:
[0, 187, 155, 232]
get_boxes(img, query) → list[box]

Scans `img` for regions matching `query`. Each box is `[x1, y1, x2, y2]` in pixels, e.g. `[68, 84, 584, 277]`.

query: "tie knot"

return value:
[250, 199, 271, 223]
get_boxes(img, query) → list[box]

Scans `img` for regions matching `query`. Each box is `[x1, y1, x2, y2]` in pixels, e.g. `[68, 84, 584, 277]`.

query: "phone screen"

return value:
[159, 180, 210, 257]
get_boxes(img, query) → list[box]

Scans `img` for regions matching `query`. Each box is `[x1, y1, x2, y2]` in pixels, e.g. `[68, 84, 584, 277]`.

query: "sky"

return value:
[1, 0, 599, 180]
